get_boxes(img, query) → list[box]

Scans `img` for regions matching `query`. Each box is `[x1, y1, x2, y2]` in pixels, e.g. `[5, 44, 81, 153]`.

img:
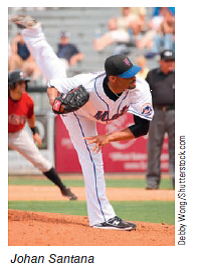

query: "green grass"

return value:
[8, 200, 175, 225]
[8, 176, 175, 225]
[8, 177, 173, 189]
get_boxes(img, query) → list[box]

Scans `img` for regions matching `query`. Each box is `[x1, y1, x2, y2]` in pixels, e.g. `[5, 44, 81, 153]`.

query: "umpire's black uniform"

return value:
[145, 50, 175, 189]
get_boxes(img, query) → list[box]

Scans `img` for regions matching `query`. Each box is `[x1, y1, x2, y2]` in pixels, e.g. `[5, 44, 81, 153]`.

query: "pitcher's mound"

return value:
[8, 210, 175, 246]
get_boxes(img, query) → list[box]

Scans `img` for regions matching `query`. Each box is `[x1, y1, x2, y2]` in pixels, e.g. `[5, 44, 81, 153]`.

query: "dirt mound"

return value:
[8, 210, 175, 246]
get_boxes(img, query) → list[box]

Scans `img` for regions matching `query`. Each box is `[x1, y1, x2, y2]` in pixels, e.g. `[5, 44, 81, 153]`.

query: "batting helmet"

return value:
[8, 70, 30, 87]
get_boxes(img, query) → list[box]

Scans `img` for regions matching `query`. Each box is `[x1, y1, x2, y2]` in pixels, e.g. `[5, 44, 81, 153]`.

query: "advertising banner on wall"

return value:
[55, 114, 169, 173]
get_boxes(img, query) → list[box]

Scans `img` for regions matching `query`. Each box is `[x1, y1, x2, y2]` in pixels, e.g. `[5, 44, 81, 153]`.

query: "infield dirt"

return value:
[8, 186, 175, 246]
[8, 210, 175, 246]
[8, 186, 175, 201]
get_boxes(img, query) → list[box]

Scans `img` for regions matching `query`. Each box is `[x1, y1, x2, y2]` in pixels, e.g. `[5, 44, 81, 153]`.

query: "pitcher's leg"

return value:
[61, 114, 116, 226]
[21, 24, 66, 81]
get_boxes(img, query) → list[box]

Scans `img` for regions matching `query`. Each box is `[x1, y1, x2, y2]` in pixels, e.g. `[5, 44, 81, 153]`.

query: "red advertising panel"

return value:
[54, 114, 169, 173]
[54, 116, 82, 173]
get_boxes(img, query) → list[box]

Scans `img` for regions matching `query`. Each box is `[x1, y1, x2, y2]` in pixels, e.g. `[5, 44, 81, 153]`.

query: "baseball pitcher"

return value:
[9, 15, 154, 230]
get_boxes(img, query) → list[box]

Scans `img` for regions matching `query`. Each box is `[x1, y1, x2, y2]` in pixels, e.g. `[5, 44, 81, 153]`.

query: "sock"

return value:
[43, 167, 65, 190]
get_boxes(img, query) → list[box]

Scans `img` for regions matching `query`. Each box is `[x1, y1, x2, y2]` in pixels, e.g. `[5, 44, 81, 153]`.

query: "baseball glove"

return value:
[52, 85, 89, 114]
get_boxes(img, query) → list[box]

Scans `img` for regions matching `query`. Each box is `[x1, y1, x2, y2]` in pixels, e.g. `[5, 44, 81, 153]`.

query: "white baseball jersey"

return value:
[48, 72, 154, 124]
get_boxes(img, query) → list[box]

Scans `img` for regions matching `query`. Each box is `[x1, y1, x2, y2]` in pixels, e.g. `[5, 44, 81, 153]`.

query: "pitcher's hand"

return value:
[83, 134, 110, 154]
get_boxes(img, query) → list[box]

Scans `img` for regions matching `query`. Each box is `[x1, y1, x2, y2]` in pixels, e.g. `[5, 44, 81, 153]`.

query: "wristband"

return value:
[30, 126, 39, 135]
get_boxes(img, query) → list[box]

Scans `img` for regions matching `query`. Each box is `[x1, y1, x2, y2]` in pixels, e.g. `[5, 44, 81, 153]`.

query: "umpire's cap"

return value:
[8, 70, 30, 86]
[160, 50, 175, 61]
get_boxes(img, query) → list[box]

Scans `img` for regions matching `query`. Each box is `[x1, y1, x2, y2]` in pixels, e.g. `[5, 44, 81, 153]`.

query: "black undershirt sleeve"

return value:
[102, 77, 150, 138]
[128, 115, 150, 138]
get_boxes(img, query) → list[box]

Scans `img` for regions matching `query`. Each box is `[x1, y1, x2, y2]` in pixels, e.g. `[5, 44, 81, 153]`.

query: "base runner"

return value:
[8, 70, 78, 200]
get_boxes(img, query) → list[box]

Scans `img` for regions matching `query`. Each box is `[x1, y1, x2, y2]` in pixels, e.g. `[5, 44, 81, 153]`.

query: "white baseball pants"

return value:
[8, 129, 52, 172]
[22, 24, 116, 226]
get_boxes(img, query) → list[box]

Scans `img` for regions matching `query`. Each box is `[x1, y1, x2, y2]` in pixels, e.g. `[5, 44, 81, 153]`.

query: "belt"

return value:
[154, 104, 175, 111]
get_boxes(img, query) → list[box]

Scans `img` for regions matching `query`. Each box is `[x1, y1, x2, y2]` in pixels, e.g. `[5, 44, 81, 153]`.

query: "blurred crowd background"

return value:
[8, 7, 175, 87]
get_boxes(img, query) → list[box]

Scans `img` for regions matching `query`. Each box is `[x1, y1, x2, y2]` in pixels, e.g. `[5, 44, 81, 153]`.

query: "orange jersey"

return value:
[8, 92, 34, 133]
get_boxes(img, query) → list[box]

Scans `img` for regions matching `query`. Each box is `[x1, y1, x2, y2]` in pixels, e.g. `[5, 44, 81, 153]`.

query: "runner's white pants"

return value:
[8, 129, 52, 172]
[22, 25, 116, 226]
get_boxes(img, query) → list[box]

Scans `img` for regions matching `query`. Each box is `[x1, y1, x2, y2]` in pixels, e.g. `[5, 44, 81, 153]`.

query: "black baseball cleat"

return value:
[93, 216, 136, 231]
[60, 187, 78, 201]
[8, 14, 39, 29]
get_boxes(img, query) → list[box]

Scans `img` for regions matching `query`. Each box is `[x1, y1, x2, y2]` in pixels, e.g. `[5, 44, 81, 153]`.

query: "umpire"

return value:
[145, 50, 175, 189]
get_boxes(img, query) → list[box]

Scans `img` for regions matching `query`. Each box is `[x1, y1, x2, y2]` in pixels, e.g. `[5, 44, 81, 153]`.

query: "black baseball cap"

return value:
[105, 54, 141, 78]
[8, 70, 30, 86]
[160, 50, 175, 61]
